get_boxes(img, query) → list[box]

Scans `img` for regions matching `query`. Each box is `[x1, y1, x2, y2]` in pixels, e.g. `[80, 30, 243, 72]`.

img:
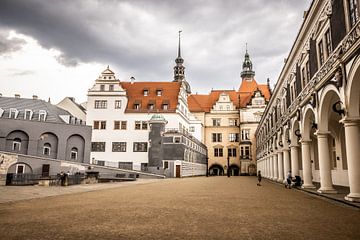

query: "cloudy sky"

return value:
[0, 0, 311, 104]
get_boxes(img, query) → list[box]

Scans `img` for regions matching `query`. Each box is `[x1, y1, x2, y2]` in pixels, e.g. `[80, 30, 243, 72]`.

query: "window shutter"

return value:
[309, 39, 318, 78]
[330, 0, 346, 49]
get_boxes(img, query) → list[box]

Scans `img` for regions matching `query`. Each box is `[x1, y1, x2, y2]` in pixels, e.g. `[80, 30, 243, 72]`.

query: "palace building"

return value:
[255, 0, 360, 202]
[86, 33, 207, 177]
[188, 50, 271, 176]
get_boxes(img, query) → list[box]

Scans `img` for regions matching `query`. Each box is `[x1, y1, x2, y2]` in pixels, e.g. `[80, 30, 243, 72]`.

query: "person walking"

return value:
[257, 170, 262, 186]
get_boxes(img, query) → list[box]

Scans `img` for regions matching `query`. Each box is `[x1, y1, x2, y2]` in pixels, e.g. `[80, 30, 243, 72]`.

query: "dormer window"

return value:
[100, 85, 105, 91]
[24, 109, 33, 120]
[156, 90, 162, 96]
[143, 89, 149, 96]
[134, 103, 140, 110]
[109, 85, 114, 91]
[148, 104, 154, 110]
[162, 104, 168, 110]
[9, 108, 19, 118]
[39, 110, 47, 121]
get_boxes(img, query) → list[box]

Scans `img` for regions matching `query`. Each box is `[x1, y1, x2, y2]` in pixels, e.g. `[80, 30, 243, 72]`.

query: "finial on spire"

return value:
[246, 42, 248, 54]
[178, 30, 182, 58]
[107, 65, 109, 69]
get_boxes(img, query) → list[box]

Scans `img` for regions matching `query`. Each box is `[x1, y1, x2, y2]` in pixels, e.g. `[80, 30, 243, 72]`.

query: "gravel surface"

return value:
[0, 176, 359, 240]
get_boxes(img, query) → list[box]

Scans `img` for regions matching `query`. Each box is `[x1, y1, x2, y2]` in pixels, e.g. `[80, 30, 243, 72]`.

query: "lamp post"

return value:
[206, 156, 209, 177]
[227, 155, 230, 178]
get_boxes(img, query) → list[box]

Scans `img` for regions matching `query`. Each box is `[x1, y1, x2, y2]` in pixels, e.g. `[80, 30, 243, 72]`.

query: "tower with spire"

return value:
[240, 44, 255, 81]
[173, 30, 185, 82]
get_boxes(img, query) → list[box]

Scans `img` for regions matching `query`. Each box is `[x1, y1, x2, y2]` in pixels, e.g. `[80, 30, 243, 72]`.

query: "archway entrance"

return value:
[6, 162, 34, 186]
[209, 164, 224, 176]
[229, 164, 240, 176]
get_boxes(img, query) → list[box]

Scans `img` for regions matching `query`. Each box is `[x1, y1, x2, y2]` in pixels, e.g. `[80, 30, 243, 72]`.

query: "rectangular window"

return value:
[134, 104, 140, 109]
[133, 142, 148, 152]
[118, 162, 133, 170]
[93, 121, 106, 130]
[349, 0, 359, 27]
[241, 129, 250, 140]
[229, 118, 238, 126]
[214, 148, 223, 157]
[142, 121, 148, 130]
[112, 142, 126, 152]
[115, 100, 122, 109]
[325, 29, 332, 57]
[109, 85, 114, 91]
[318, 40, 324, 66]
[240, 146, 251, 159]
[143, 89, 149, 96]
[174, 137, 181, 143]
[228, 148, 237, 157]
[135, 121, 141, 130]
[94, 100, 107, 109]
[212, 118, 221, 126]
[100, 85, 105, 91]
[229, 133, 239, 142]
[156, 90, 162, 96]
[212, 133, 222, 142]
[91, 142, 105, 152]
[162, 104, 168, 110]
[189, 126, 195, 132]
[148, 104, 154, 110]
[121, 121, 127, 130]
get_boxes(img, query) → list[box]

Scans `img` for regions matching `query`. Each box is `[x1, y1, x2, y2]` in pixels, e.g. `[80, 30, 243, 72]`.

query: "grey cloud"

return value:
[0, 30, 26, 55]
[0, 0, 311, 92]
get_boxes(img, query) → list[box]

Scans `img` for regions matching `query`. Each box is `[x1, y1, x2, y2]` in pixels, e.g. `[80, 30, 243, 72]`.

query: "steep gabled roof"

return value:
[121, 82, 181, 113]
[188, 79, 271, 113]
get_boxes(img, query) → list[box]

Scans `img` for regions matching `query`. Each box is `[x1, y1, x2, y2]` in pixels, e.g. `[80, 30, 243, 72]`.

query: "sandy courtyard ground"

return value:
[0, 176, 359, 240]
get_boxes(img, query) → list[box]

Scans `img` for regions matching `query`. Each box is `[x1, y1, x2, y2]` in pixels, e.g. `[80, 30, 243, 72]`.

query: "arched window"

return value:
[43, 143, 51, 156]
[71, 147, 78, 160]
[12, 138, 21, 151]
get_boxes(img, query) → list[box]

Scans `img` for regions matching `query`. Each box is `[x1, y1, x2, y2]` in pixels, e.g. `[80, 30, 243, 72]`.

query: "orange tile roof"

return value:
[121, 82, 181, 113]
[188, 79, 271, 113]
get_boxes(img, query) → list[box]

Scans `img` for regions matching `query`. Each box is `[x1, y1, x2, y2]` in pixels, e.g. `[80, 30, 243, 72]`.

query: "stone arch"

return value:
[229, 164, 240, 176]
[7, 162, 33, 174]
[37, 132, 59, 159]
[5, 130, 29, 155]
[209, 164, 224, 176]
[66, 134, 85, 162]
[290, 118, 300, 144]
[318, 85, 342, 132]
[301, 105, 317, 141]
[346, 55, 360, 118]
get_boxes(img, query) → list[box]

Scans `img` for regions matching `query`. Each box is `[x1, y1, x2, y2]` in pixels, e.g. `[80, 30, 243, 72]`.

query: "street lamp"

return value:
[206, 157, 209, 177]
[227, 155, 230, 178]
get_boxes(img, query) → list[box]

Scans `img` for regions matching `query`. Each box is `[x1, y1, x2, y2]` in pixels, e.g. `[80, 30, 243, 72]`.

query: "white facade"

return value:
[86, 67, 203, 171]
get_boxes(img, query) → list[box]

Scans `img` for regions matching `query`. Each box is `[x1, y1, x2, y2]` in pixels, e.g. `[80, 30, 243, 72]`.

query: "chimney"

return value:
[32, 95, 38, 100]
[130, 76, 135, 84]
[15, 94, 20, 98]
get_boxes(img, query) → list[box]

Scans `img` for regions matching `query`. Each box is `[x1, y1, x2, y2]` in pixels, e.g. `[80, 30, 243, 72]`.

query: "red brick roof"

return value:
[188, 79, 271, 113]
[121, 82, 181, 113]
